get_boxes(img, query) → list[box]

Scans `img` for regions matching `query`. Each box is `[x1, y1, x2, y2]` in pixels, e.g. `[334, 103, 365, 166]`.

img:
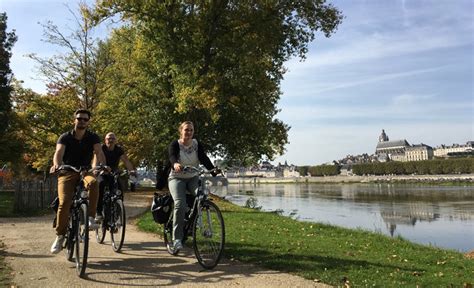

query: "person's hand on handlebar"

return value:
[211, 168, 222, 177]
[94, 164, 111, 176]
[49, 165, 58, 174]
[173, 162, 183, 173]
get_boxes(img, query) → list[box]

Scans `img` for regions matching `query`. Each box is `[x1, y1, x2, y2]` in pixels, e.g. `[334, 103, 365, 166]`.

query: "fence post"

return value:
[13, 180, 21, 212]
[40, 181, 44, 209]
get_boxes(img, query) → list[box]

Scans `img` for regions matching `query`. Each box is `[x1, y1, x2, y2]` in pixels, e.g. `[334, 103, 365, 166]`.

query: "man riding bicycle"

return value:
[95, 132, 136, 221]
[49, 109, 108, 254]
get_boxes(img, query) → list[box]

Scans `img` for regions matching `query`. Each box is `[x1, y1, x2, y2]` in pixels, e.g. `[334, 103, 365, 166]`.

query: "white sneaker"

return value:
[88, 217, 100, 230]
[173, 239, 183, 251]
[50, 235, 65, 254]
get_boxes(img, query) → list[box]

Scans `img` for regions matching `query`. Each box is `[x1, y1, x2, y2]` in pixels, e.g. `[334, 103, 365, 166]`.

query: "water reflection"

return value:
[213, 183, 474, 252]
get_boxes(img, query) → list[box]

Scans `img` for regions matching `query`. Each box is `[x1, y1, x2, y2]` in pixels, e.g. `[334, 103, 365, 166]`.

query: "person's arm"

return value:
[91, 154, 97, 167]
[93, 143, 107, 166]
[168, 140, 182, 172]
[197, 141, 215, 171]
[120, 154, 136, 175]
[49, 144, 66, 173]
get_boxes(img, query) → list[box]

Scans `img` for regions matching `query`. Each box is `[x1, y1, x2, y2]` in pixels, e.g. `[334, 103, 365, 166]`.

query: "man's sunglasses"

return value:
[76, 117, 89, 122]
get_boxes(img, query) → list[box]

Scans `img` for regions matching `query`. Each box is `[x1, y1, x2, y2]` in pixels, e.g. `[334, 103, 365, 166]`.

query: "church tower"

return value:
[379, 129, 389, 142]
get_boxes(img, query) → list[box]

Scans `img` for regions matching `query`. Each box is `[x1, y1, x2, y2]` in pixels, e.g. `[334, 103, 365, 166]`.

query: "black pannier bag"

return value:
[151, 192, 173, 224]
[50, 196, 59, 228]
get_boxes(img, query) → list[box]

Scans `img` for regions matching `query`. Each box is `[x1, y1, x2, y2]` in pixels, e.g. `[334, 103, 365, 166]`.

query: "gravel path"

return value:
[0, 192, 330, 287]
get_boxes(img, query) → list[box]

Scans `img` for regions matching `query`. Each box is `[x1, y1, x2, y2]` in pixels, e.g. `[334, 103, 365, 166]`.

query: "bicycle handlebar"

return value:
[182, 166, 223, 176]
[55, 164, 107, 174]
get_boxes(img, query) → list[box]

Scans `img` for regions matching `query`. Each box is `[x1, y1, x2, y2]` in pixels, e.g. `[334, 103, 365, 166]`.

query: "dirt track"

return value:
[0, 192, 330, 287]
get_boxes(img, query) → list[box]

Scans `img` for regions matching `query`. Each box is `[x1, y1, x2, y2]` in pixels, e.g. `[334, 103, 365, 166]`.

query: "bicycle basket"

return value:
[151, 193, 172, 224]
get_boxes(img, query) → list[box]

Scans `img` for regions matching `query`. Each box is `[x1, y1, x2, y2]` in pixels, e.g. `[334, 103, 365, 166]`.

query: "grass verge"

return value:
[137, 196, 473, 287]
[0, 191, 15, 217]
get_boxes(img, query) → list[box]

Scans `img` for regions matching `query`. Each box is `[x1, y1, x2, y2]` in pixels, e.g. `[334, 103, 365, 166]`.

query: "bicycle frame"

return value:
[163, 165, 225, 269]
[57, 164, 103, 277]
[184, 178, 209, 236]
[96, 170, 127, 252]
[102, 172, 124, 227]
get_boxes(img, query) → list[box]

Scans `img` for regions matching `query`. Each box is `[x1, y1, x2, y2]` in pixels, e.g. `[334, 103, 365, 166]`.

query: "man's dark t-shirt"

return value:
[57, 130, 100, 168]
[102, 144, 124, 171]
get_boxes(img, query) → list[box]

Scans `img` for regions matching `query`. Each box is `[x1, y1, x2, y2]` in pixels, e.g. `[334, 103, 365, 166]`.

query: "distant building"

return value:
[405, 144, 434, 161]
[390, 153, 406, 162]
[375, 129, 410, 160]
[433, 141, 474, 158]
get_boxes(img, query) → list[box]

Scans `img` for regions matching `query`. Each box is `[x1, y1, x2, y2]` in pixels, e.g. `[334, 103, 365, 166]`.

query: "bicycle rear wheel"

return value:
[74, 202, 89, 277]
[163, 212, 178, 255]
[110, 199, 126, 252]
[192, 200, 225, 269]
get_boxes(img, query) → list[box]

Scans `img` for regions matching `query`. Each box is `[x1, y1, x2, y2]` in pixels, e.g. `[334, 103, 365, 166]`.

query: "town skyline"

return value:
[275, 133, 473, 167]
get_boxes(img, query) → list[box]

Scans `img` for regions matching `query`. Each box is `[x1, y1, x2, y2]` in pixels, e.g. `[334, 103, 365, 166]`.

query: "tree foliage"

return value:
[88, 0, 343, 166]
[13, 5, 114, 171]
[11, 80, 81, 171]
[352, 158, 474, 176]
[27, 4, 112, 111]
[308, 164, 340, 176]
[0, 12, 21, 165]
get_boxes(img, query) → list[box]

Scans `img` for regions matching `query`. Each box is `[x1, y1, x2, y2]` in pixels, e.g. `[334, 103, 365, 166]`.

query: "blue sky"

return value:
[2, 0, 473, 166]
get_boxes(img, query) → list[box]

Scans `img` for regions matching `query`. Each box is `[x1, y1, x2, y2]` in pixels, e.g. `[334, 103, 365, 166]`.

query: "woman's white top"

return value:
[169, 139, 200, 179]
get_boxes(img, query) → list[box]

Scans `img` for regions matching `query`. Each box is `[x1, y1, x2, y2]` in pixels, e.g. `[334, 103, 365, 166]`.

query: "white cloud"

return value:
[293, 66, 445, 96]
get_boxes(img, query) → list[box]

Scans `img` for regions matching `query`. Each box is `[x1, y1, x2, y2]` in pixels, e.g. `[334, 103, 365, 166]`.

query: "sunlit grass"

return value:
[137, 196, 473, 287]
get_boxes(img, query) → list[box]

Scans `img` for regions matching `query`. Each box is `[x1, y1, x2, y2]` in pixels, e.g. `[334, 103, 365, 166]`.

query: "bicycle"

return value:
[54, 165, 103, 278]
[95, 170, 127, 252]
[163, 166, 225, 269]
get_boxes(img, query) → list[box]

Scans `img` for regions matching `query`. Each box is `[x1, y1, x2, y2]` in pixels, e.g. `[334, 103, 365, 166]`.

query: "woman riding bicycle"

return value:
[167, 121, 217, 252]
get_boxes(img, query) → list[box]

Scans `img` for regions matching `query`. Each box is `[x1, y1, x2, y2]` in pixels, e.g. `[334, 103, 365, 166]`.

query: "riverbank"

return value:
[227, 173, 474, 184]
[138, 196, 473, 287]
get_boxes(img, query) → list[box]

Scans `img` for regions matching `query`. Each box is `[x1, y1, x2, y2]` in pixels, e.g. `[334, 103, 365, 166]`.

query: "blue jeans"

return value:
[168, 176, 199, 241]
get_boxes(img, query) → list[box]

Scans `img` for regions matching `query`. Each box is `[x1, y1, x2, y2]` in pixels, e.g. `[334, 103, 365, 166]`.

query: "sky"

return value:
[2, 0, 473, 166]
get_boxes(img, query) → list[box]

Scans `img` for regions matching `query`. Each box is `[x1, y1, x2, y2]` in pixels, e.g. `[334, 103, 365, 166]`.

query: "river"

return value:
[212, 183, 474, 252]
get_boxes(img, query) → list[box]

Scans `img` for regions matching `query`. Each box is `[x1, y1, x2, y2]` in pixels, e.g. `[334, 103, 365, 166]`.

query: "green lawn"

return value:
[137, 196, 473, 287]
[0, 191, 14, 217]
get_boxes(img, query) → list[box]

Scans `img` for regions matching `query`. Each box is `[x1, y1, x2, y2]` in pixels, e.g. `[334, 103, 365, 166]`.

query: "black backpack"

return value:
[151, 192, 173, 224]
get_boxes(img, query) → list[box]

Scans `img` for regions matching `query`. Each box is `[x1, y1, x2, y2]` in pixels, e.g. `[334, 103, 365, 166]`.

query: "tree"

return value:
[0, 12, 21, 165]
[14, 4, 114, 172]
[11, 80, 80, 171]
[27, 4, 112, 111]
[89, 0, 343, 166]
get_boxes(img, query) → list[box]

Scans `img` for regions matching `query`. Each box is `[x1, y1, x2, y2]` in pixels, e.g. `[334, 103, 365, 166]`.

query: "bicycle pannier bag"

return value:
[151, 193, 172, 224]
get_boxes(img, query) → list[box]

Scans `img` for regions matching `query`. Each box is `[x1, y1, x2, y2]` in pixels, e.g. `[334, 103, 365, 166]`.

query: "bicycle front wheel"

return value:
[110, 199, 126, 252]
[65, 214, 74, 262]
[192, 200, 225, 269]
[75, 202, 89, 277]
[95, 210, 106, 244]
